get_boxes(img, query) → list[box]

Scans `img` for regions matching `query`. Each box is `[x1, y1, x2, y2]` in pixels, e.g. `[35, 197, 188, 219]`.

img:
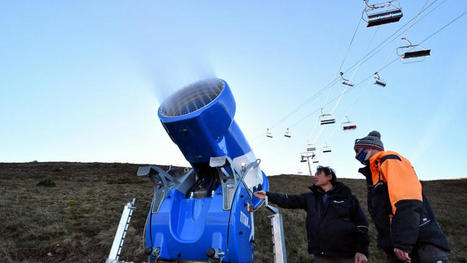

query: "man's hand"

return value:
[394, 248, 411, 263]
[254, 190, 266, 200]
[354, 252, 367, 263]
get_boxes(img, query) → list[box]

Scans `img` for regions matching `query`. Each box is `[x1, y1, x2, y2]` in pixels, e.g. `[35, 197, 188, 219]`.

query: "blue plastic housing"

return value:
[146, 79, 269, 262]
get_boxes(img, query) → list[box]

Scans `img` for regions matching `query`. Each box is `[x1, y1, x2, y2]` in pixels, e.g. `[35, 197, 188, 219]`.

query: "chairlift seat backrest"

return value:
[375, 79, 386, 87]
[343, 125, 357, 130]
[402, 49, 431, 59]
[320, 119, 336, 125]
[367, 9, 402, 19]
[367, 13, 402, 27]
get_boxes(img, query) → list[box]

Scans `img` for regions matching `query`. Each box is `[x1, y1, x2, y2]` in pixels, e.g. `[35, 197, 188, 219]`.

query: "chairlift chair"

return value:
[313, 160, 319, 164]
[397, 38, 431, 63]
[284, 128, 291, 138]
[306, 144, 317, 152]
[340, 72, 354, 87]
[374, 72, 386, 87]
[300, 156, 307, 163]
[266, 128, 273, 138]
[342, 116, 357, 131]
[363, 0, 403, 27]
[343, 124, 357, 130]
[322, 145, 332, 153]
[319, 108, 336, 125]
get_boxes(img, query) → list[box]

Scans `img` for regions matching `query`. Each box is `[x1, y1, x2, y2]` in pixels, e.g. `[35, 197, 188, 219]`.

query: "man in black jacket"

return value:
[254, 166, 369, 263]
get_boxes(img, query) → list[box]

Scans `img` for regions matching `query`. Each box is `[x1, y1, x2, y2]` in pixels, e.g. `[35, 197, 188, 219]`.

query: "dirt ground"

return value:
[0, 162, 465, 263]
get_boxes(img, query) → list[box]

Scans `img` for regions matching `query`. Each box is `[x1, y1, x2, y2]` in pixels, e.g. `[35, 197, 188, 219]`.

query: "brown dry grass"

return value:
[0, 163, 465, 262]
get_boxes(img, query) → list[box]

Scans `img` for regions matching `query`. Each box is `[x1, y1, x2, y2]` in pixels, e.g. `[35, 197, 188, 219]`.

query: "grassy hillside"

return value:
[0, 162, 465, 262]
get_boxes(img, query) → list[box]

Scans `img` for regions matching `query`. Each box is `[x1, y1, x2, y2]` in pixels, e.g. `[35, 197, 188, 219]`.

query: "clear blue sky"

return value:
[1, 1, 466, 180]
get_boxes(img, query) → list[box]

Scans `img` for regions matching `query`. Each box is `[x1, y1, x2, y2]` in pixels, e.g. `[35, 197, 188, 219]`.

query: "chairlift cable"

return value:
[321, 25, 393, 143]
[362, 58, 399, 85]
[379, 0, 432, 69]
[299, 6, 460, 150]
[317, 58, 397, 144]
[269, 0, 439, 130]
[270, 9, 363, 132]
[338, 16, 363, 74]
[267, 77, 340, 130]
[320, 25, 381, 142]
[337, 0, 443, 92]
[418, 10, 467, 45]
[263, 0, 448, 138]
[291, 56, 398, 130]
[412, 0, 449, 27]
[304, 5, 461, 152]
[322, 19, 384, 129]
[332, 0, 436, 118]
[289, 87, 356, 129]
[304, 115, 322, 146]
[322, 79, 373, 143]
[312, 126, 326, 144]
[290, 2, 448, 132]
[401, 0, 431, 37]
[317, 14, 363, 141]
[313, 80, 356, 144]
[343, 0, 441, 74]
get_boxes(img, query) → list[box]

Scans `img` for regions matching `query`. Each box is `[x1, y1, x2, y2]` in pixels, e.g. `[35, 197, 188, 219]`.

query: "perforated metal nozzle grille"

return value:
[160, 79, 224, 117]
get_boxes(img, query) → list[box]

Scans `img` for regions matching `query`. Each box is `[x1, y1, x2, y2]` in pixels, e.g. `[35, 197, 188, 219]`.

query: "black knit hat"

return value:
[354, 130, 384, 151]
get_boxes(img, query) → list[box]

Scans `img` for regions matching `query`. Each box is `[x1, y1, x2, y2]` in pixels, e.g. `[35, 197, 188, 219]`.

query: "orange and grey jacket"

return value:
[358, 151, 450, 253]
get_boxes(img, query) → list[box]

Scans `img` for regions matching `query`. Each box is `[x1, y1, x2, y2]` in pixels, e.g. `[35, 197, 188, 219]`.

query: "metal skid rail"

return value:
[264, 196, 287, 263]
[106, 199, 136, 263]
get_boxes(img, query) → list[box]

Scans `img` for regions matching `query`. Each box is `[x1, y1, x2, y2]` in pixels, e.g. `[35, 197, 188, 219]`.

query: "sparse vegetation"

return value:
[37, 178, 56, 187]
[0, 162, 466, 262]
[106, 177, 145, 185]
[53, 167, 63, 172]
[65, 200, 79, 206]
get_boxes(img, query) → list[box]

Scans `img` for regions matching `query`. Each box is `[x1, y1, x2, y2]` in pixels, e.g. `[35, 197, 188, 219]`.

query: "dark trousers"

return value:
[314, 256, 354, 263]
[386, 244, 449, 263]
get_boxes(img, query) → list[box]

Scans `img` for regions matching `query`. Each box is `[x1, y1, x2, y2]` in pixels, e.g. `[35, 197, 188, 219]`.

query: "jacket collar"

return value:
[308, 181, 351, 197]
[362, 150, 401, 185]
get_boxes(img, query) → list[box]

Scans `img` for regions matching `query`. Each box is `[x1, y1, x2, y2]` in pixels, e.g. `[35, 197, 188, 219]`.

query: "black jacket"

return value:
[358, 155, 450, 254]
[266, 182, 369, 258]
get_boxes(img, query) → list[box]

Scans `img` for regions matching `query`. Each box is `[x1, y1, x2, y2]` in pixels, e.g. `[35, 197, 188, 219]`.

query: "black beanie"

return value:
[354, 130, 384, 151]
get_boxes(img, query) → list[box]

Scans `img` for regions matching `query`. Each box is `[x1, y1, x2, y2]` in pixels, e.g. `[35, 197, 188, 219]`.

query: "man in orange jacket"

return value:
[353, 131, 450, 263]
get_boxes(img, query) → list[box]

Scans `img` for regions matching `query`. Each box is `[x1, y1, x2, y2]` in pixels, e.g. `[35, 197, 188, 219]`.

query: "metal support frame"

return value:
[265, 196, 287, 263]
[397, 38, 431, 63]
[106, 199, 136, 263]
[362, 0, 403, 27]
[300, 151, 317, 176]
[211, 155, 260, 210]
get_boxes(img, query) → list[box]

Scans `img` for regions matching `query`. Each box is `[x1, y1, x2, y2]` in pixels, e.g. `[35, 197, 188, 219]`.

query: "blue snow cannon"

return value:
[137, 78, 269, 262]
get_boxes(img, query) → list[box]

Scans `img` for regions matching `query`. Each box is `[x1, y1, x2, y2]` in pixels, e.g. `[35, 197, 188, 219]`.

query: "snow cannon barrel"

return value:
[159, 78, 246, 164]
[158, 78, 268, 205]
